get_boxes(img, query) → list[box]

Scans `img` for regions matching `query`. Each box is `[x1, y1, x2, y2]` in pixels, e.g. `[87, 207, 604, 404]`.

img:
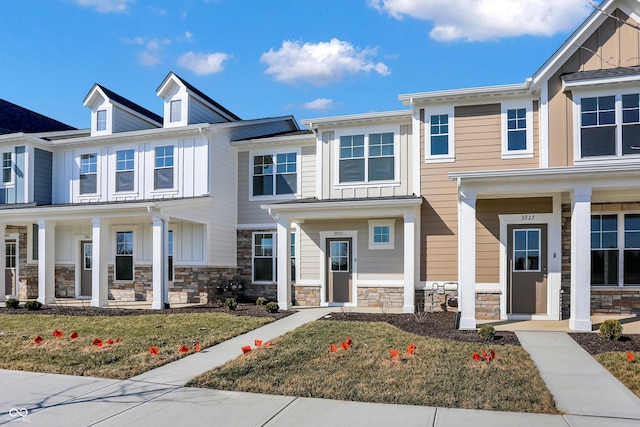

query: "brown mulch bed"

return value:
[320, 311, 521, 346]
[0, 302, 293, 320]
[569, 333, 640, 355]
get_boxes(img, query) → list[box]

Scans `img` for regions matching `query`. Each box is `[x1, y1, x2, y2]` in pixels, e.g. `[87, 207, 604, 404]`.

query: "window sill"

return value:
[249, 194, 299, 202]
[369, 244, 394, 250]
[424, 156, 455, 164]
[591, 285, 640, 289]
[334, 180, 400, 189]
[501, 151, 534, 159]
[252, 281, 276, 285]
[574, 155, 640, 165]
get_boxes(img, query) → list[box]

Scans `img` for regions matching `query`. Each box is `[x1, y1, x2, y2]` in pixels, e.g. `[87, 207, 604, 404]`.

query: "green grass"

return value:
[188, 321, 558, 413]
[0, 313, 271, 379]
[596, 352, 640, 397]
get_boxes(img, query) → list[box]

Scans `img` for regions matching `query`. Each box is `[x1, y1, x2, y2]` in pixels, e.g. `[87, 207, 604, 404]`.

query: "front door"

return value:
[5, 240, 16, 296]
[326, 238, 352, 303]
[507, 224, 547, 314]
[80, 241, 92, 297]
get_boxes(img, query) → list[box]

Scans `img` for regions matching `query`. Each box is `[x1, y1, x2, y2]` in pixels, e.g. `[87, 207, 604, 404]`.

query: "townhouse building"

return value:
[2, 0, 640, 332]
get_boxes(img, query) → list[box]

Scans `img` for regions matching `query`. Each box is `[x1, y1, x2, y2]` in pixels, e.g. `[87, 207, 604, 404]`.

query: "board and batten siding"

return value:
[33, 148, 53, 205]
[420, 103, 540, 282]
[547, 11, 640, 167]
[321, 123, 412, 200]
[298, 218, 404, 284]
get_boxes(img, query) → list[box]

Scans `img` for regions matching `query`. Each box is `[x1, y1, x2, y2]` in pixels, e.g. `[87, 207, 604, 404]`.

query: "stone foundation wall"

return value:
[5, 226, 38, 299]
[109, 265, 153, 302]
[294, 286, 320, 306]
[415, 287, 457, 312]
[357, 287, 404, 308]
[476, 292, 501, 320]
[591, 289, 640, 315]
[55, 265, 75, 298]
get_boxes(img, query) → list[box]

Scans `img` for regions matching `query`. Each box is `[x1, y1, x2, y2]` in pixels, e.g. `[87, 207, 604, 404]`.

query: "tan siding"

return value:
[475, 198, 552, 283]
[547, 11, 640, 167]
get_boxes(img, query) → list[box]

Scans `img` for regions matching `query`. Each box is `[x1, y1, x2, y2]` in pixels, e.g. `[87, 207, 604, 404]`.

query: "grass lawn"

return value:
[0, 313, 271, 379]
[188, 320, 558, 414]
[597, 352, 640, 398]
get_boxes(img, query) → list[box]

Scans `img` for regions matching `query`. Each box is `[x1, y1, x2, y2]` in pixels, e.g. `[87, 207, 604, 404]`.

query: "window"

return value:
[170, 100, 182, 123]
[2, 152, 11, 183]
[96, 110, 107, 131]
[154, 146, 174, 190]
[31, 224, 38, 261]
[589, 213, 640, 286]
[507, 109, 527, 151]
[80, 153, 97, 194]
[624, 214, 640, 285]
[425, 109, 454, 162]
[115, 231, 133, 281]
[368, 219, 395, 250]
[339, 133, 396, 183]
[290, 232, 296, 282]
[116, 149, 135, 192]
[168, 230, 173, 281]
[513, 229, 540, 272]
[578, 93, 640, 159]
[430, 115, 449, 155]
[253, 233, 274, 282]
[252, 152, 297, 197]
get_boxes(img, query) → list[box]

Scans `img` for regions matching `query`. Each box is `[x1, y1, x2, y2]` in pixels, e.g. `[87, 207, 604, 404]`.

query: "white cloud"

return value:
[178, 51, 230, 75]
[368, 0, 593, 41]
[302, 98, 336, 111]
[261, 38, 390, 86]
[73, 0, 134, 13]
[184, 31, 194, 41]
[135, 38, 169, 67]
[139, 50, 161, 66]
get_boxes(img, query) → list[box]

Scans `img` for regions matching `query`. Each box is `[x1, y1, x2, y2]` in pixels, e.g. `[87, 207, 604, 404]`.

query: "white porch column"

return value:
[458, 190, 477, 329]
[403, 209, 417, 313]
[570, 187, 592, 331]
[91, 218, 109, 307]
[151, 217, 169, 310]
[37, 220, 56, 304]
[276, 215, 291, 310]
[0, 223, 5, 302]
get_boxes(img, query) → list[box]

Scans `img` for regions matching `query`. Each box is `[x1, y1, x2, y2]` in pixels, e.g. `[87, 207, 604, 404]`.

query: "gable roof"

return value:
[156, 72, 242, 122]
[0, 98, 76, 135]
[83, 84, 163, 126]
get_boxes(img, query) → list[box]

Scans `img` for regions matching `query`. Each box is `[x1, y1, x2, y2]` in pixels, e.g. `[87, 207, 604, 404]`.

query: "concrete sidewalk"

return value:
[2, 310, 640, 426]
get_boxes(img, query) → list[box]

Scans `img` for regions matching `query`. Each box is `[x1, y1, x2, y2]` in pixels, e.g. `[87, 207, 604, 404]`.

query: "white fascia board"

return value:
[46, 124, 211, 148]
[562, 74, 640, 92]
[449, 163, 640, 182]
[0, 133, 44, 145]
[398, 81, 532, 106]
[230, 134, 315, 149]
[261, 198, 422, 220]
[301, 110, 411, 129]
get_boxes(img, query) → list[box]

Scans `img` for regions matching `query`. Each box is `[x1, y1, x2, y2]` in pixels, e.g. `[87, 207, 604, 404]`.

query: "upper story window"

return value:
[507, 109, 526, 150]
[424, 108, 454, 162]
[339, 132, 395, 183]
[170, 100, 182, 123]
[96, 110, 107, 132]
[252, 152, 297, 197]
[79, 153, 97, 194]
[116, 149, 135, 192]
[501, 101, 533, 158]
[2, 153, 11, 183]
[154, 146, 174, 190]
[578, 93, 640, 159]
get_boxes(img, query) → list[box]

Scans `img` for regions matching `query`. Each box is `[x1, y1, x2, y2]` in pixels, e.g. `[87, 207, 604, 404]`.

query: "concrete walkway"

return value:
[1, 309, 640, 426]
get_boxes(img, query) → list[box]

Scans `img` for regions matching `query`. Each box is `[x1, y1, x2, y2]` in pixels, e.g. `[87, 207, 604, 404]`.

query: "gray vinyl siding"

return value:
[112, 107, 158, 133]
[34, 148, 52, 205]
[237, 151, 274, 225]
[188, 98, 226, 124]
[300, 145, 316, 198]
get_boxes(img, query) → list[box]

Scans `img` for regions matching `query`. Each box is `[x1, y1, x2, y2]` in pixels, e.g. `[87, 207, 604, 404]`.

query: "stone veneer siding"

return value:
[5, 225, 38, 299]
[237, 228, 279, 302]
[562, 202, 640, 317]
[357, 287, 404, 309]
[475, 291, 501, 320]
[294, 286, 320, 306]
[55, 265, 75, 298]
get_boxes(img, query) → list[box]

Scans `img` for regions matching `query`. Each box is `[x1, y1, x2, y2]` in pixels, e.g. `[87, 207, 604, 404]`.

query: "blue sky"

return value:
[1, 0, 599, 129]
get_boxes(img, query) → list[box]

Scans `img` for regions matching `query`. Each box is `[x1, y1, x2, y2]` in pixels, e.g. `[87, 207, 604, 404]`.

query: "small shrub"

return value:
[5, 298, 19, 309]
[256, 297, 267, 306]
[599, 319, 623, 340]
[225, 297, 238, 311]
[265, 302, 279, 313]
[478, 324, 496, 341]
[24, 301, 42, 311]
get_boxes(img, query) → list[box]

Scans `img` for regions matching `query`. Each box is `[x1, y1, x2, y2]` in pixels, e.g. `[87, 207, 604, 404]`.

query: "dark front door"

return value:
[5, 240, 16, 295]
[80, 241, 92, 297]
[507, 224, 548, 314]
[326, 238, 352, 303]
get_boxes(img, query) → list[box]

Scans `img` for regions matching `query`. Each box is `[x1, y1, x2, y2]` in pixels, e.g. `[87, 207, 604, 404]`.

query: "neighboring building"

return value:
[3, 0, 640, 332]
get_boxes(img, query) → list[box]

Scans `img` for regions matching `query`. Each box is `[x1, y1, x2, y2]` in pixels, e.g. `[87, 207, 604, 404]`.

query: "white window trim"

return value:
[252, 231, 277, 283]
[164, 95, 188, 128]
[368, 219, 395, 250]
[112, 146, 139, 196]
[248, 147, 301, 202]
[76, 150, 101, 199]
[572, 87, 640, 164]
[92, 104, 112, 136]
[424, 106, 455, 163]
[150, 143, 179, 195]
[333, 124, 401, 188]
[169, 99, 182, 123]
[1, 151, 15, 187]
[501, 100, 534, 159]
[113, 227, 136, 283]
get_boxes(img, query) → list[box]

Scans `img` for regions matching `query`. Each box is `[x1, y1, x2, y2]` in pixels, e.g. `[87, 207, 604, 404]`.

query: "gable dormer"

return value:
[83, 84, 162, 137]
[156, 72, 241, 128]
